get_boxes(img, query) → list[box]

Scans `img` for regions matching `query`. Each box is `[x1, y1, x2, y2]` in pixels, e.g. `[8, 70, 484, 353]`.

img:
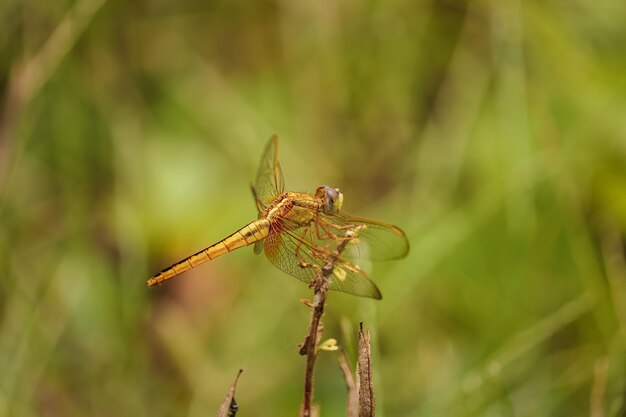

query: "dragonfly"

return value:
[147, 136, 409, 299]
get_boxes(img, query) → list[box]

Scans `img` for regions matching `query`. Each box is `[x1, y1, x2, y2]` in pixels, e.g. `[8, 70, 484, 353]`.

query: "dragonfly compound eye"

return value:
[324, 186, 343, 211]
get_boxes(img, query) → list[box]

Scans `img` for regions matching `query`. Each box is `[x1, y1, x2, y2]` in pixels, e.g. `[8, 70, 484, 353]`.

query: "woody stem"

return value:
[300, 236, 353, 417]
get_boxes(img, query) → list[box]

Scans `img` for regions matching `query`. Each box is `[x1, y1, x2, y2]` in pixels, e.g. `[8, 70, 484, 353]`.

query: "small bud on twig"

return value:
[319, 338, 339, 351]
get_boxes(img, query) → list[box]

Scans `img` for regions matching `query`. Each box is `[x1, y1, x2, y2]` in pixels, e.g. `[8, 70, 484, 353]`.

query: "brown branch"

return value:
[299, 234, 354, 417]
[299, 273, 329, 417]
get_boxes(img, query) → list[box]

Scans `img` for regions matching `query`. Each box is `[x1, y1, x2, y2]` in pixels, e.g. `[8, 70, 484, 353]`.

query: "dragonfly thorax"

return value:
[263, 192, 319, 228]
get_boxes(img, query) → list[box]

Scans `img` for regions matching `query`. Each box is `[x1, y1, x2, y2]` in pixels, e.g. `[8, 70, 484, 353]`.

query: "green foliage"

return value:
[1, 0, 626, 415]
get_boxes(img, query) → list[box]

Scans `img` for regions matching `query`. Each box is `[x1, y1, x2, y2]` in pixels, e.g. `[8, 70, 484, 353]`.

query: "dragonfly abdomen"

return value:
[146, 219, 271, 287]
[217, 219, 271, 253]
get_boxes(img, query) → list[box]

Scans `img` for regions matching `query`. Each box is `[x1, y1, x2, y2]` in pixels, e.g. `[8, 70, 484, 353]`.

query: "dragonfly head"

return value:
[316, 185, 344, 212]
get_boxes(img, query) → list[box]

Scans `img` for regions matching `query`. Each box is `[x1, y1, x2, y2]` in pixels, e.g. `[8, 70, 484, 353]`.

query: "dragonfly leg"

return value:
[315, 217, 353, 243]
[318, 217, 366, 242]
[312, 217, 337, 241]
[294, 228, 325, 272]
[297, 260, 322, 278]
[293, 227, 310, 260]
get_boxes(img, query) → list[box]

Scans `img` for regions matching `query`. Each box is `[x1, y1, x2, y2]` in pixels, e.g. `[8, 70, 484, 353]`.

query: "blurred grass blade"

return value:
[216, 369, 243, 417]
[462, 293, 595, 395]
[590, 357, 608, 417]
[0, 0, 106, 188]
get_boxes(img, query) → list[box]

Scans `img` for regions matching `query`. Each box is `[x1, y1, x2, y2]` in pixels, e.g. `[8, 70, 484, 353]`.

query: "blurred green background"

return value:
[2, 0, 626, 415]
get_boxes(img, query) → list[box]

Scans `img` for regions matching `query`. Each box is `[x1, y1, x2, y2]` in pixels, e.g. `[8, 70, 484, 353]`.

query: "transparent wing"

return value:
[312, 211, 409, 261]
[250, 185, 265, 214]
[263, 223, 382, 299]
[254, 135, 285, 207]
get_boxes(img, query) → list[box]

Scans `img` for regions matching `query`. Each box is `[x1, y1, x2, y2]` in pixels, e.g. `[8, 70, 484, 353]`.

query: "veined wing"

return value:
[315, 210, 409, 261]
[263, 223, 382, 299]
[254, 135, 285, 208]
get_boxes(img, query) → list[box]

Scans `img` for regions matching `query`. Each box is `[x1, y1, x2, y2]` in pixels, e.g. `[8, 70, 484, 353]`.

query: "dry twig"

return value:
[358, 322, 375, 417]
[216, 369, 243, 417]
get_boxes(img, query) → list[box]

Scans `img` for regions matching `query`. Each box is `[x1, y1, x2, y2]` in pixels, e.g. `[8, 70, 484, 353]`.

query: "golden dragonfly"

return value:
[147, 136, 408, 299]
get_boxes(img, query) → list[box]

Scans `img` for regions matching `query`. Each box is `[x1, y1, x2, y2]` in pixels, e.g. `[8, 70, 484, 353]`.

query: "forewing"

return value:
[254, 135, 285, 207]
[315, 211, 409, 261]
[263, 225, 382, 299]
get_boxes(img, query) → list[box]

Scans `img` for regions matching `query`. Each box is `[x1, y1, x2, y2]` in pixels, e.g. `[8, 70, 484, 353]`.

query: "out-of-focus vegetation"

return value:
[1, 0, 626, 415]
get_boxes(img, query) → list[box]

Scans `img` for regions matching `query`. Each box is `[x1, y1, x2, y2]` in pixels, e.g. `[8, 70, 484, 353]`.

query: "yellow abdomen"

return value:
[147, 219, 271, 286]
